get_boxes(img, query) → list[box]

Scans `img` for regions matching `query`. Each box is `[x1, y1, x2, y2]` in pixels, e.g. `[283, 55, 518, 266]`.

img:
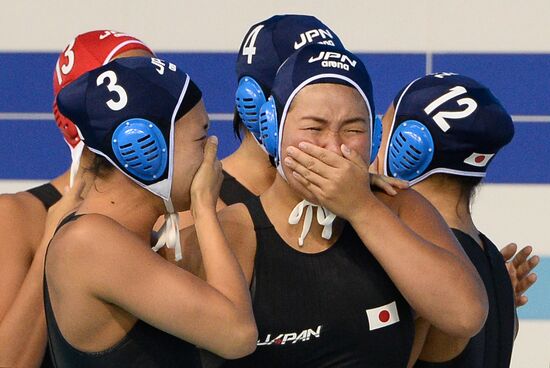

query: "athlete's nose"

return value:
[321, 131, 343, 155]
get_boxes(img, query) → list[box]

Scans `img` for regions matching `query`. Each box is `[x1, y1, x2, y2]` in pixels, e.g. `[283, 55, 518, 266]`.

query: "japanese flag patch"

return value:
[463, 152, 495, 167]
[366, 301, 400, 331]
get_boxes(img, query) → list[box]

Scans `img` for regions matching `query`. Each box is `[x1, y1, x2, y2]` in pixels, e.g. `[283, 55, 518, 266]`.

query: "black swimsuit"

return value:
[44, 213, 201, 368]
[27, 183, 62, 210]
[218, 170, 256, 205]
[414, 229, 515, 368]
[219, 196, 414, 367]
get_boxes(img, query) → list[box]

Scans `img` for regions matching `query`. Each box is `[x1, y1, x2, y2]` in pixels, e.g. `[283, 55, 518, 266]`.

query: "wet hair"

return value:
[86, 153, 115, 180]
[427, 174, 483, 214]
[232, 108, 244, 141]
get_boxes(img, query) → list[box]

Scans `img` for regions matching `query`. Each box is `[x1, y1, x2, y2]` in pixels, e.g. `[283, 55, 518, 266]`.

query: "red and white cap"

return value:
[52, 30, 154, 186]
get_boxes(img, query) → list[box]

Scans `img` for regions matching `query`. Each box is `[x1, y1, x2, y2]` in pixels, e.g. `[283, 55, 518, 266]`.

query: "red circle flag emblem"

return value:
[474, 155, 486, 163]
[463, 152, 495, 167]
[366, 301, 400, 331]
[378, 310, 390, 323]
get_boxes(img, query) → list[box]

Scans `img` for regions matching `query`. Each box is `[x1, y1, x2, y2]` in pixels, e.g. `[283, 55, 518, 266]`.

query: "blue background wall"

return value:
[1, 52, 549, 183]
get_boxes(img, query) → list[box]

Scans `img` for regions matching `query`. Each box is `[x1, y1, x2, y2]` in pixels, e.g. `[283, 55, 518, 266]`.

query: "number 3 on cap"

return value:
[96, 71, 128, 111]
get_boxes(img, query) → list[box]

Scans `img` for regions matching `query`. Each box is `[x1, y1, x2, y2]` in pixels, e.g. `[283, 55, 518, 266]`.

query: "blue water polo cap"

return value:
[56, 56, 202, 199]
[235, 15, 344, 141]
[260, 44, 376, 165]
[236, 14, 344, 92]
[385, 73, 514, 184]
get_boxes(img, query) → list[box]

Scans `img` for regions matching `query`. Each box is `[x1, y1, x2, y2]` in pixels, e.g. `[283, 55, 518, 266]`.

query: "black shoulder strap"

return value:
[53, 212, 83, 235]
[242, 196, 273, 230]
[27, 183, 62, 210]
[479, 232, 515, 367]
[219, 170, 256, 205]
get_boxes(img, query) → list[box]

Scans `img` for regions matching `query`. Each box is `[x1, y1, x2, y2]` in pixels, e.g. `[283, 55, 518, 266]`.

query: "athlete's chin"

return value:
[288, 180, 321, 206]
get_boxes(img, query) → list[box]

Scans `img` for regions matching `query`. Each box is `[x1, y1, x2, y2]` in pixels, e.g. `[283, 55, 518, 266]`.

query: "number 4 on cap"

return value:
[242, 25, 264, 64]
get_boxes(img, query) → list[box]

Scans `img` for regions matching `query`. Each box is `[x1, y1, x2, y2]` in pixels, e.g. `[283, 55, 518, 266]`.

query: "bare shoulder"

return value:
[217, 202, 254, 230]
[47, 214, 142, 274]
[0, 191, 47, 226]
[218, 203, 257, 284]
[374, 187, 436, 217]
[0, 192, 47, 255]
[376, 188, 459, 252]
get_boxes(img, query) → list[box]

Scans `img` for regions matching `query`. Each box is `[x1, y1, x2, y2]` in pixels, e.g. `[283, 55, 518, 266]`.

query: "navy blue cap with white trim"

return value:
[56, 56, 202, 200]
[384, 72, 514, 184]
[57, 56, 202, 262]
[236, 14, 344, 93]
[259, 43, 375, 167]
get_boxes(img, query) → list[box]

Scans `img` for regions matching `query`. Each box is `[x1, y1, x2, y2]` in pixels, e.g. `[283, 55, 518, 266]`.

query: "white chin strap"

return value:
[69, 141, 85, 188]
[288, 200, 336, 246]
[152, 199, 182, 261]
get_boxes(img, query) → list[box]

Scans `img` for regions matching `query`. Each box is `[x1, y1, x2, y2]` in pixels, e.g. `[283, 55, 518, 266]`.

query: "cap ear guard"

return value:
[258, 96, 279, 159]
[371, 116, 383, 164]
[235, 76, 267, 141]
[387, 120, 434, 181]
[112, 118, 168, 182]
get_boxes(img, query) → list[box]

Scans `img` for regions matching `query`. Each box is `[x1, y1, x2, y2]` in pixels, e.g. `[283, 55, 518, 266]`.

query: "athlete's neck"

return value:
[261, 173, 344, 252]
[412, 179, 481, 245]
[49, 147, 97, 197]
[77, 171, 164, 242]
[221, 130, 276, 196]
[50, 170, 70, 194]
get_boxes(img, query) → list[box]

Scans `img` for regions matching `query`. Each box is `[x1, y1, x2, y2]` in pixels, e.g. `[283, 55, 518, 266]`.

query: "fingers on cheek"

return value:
[292, 161, 311, 178]
[292, 171, 309, 186]
[284, 157, 293, 167]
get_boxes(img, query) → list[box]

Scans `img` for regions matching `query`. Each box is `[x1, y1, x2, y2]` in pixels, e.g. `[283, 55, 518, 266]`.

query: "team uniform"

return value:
[218, 171, 256, 205]
[415, 229, 515, 368]
[48, 56, 205, 367]
[23, 31, 154, 368]
[44, 214, 201, 368]
[382, 73, 516, 367]
[26, 183, 62, 211]
[221, 197, 414, 368]
[213, 43, 412, 367]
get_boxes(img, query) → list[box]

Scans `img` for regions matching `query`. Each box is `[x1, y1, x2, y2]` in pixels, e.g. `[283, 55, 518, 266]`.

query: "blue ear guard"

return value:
[258, 96, 279, 158]
[112, 118, 168, 181]
[371, 116, 383, 163]
[259, 97, 383, 164]
[387, 120, 434, 181]
[235, 77, 267, 141]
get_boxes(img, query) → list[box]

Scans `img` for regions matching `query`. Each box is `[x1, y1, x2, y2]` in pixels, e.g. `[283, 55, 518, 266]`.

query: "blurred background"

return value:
[0, 1, 548, 366]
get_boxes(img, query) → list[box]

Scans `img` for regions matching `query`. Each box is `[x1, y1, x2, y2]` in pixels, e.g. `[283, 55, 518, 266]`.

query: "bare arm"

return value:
[175, 198, 227, 231]
[54, 137, 256, 359]
[285, 142, 487, 337]
[350, 190, 486, 337]
[0, 194, 48, 367]
[187, 136, 256, 354]
[59, 215, 256, 359]
[0, 182, 83, 367]
[407, 318, 431, 368]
